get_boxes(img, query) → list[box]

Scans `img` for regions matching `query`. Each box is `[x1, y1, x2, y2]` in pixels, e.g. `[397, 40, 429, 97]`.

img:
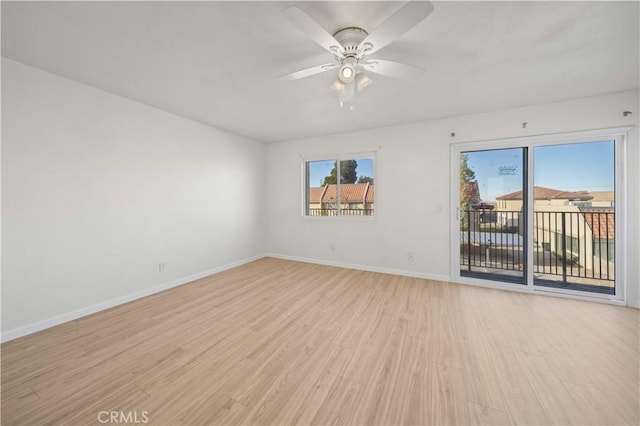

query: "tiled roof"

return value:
[366, 185, 374, 202]
[310, 183, 374, 203]
[582, 209, 615, 240]
[323, 185, 338, 201]
[496, 186, 593, 201]
[308, 187, 326, 203]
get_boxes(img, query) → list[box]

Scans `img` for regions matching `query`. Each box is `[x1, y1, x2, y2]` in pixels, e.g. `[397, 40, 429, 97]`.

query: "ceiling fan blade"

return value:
[278, 63, 338, 81]
[283, 7, 344, 57]
[362, 59, 424, 79]
[358, 1, 434, 56]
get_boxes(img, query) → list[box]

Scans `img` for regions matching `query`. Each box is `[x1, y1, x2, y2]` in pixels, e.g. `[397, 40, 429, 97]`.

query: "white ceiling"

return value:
[2, 1, 638, 143]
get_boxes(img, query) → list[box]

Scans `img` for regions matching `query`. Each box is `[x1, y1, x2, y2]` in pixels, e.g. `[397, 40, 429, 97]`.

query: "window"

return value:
[304, 155, 375, 217]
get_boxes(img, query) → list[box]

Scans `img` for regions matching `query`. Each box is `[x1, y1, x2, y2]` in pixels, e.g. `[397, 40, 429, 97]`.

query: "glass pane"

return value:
[459, 148, 525, 284]
[533, 141, 615, 294]
[338, 157, 375, 216]
[305, 160, 338, 216]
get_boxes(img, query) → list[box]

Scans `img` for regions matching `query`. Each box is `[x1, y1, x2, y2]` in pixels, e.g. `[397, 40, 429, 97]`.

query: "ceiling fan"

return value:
[279, 1, 434, 110]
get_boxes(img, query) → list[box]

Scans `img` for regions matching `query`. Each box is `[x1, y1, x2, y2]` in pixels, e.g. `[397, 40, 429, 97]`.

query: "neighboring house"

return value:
[308, 183, 374, 215]
[582, 208, 616, 263]
[495, 186, 593, 229]
[587, 191, 615, 208]
[495, 186, 614, 275]
[496, 186, 594, 212]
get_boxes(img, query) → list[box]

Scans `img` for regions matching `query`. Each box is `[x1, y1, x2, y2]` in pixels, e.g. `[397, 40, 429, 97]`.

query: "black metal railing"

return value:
[308, 208, 374, 217]
[460, 210, 524, 277]
[460, 209, 614, 285]
[533, 210, 614, 282]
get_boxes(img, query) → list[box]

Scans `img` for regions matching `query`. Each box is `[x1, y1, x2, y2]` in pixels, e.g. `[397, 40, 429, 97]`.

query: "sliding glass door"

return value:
[459, 148, 526, 284]
[532, 141, 616, 295]
[452, 130, 625, 301]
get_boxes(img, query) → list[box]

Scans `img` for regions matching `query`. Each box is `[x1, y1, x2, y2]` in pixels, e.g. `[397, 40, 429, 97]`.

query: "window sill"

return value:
[302, 215, 376, 222]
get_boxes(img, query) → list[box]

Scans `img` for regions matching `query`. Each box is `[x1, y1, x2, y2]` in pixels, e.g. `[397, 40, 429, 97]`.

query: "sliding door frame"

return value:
[450, 127, 631, 305]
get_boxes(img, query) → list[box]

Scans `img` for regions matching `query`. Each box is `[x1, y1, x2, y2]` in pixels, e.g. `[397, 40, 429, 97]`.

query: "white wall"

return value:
[1, 58, 266, 335]
[266, 90, 640, 307]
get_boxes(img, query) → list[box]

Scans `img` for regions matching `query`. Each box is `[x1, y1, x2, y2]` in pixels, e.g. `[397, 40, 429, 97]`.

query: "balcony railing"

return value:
[308, 208, 374, 216]
[460, 209, 614, 292]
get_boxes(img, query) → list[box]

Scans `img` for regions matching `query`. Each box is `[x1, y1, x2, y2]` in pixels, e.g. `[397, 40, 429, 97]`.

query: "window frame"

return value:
[301, 152, 377, 220]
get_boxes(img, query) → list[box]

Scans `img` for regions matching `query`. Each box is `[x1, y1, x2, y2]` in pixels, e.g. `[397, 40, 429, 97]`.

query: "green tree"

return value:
[322, 163, 337, 185]
[340, 160, 358, 184]
[357, 176, 374, 184]
[322, 160, 358, 185]
[459, 154, 477, 223]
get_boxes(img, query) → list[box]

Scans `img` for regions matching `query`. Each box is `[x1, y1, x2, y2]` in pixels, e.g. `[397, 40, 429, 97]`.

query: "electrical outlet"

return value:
[408, 253, 415, 262]
[159, 262, 165, 272]
[330, 244, 335, 251]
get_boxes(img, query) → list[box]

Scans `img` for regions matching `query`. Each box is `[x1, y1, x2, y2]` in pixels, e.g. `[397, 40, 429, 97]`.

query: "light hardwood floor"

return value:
[2, 258, 639, 425]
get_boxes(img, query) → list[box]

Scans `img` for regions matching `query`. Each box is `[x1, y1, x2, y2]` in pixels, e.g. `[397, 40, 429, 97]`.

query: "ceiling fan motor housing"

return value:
[333, 27, 369, 57]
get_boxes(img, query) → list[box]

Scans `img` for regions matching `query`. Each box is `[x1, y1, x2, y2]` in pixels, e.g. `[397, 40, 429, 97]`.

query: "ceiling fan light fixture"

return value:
[338, 57, 357, 84]
[331, 80, 345, 92]
[355, 72, 372, 91]
[341, 66, 354, 80]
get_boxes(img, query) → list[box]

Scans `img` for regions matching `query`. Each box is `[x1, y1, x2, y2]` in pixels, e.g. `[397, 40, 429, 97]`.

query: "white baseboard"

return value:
[265, 253, 451, 283]
[1, 254, 265, 343]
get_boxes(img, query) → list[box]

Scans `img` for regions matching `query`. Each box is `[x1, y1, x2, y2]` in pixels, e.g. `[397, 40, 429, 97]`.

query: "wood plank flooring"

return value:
[2, 258, 639, 425]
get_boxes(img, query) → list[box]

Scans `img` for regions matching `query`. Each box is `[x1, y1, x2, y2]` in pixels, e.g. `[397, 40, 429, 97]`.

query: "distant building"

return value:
[308, 183, 374, 215]
[495, 186, 593, 229]
[586, 191, 615, 208]
[495, 186, 614, 274]
[496, 186, 593, 211]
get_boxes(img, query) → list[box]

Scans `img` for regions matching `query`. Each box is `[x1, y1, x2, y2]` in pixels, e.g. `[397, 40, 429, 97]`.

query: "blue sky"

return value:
[465, 141, 614, 202]
[308, 158, 374, 187]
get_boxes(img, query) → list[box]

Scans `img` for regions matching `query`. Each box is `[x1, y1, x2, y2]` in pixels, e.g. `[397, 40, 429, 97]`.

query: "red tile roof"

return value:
[366, 185, 374, 202]
[323, 184, 338, 201]
[308, 186, 326, 203]
[310, 183, 374, 203]
[582, 210, 615, 240]
[496, 186, 593, 201]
